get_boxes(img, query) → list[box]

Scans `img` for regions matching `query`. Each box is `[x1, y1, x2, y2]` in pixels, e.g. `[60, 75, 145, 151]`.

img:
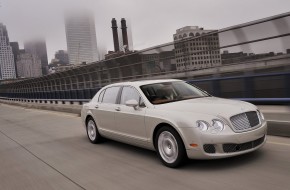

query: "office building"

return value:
[10, 42, 20, 77]
[17, 52, 42, 78]
[173, 26, 221, 71]
[24, 39, 48, 75]
[0, 23, 16, 80]
[65, 11, 98, 65]
[55, 50, 69, 64]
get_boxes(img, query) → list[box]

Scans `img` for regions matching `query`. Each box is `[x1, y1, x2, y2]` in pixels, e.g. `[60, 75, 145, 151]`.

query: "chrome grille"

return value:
[246, 111, 260, 127]
[230, 111, 260, 132]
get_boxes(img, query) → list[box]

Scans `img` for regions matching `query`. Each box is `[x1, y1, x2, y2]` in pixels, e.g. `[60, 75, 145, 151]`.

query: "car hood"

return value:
[154, 97, 257, 118]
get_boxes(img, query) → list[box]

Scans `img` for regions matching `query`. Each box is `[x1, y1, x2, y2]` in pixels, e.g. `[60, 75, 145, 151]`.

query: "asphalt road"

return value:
[0, 104, 290, 190]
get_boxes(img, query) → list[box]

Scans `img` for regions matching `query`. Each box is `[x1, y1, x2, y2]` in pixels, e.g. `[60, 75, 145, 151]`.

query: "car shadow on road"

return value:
[82, 136, 266, 170]
[183, 149, 266, 171]
[82, 136, 158, 157]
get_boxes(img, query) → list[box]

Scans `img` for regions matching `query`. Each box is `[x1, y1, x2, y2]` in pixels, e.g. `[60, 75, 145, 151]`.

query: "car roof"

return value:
[105, 79, 183, 88]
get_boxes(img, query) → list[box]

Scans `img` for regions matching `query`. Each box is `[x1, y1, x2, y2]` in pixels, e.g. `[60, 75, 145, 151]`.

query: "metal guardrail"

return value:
[0, 71, 289, 105]
[187, 71, 290, 104]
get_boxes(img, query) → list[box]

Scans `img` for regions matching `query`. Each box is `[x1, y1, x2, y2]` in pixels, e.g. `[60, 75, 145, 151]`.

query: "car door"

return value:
[91, 86, 121, 133]
[114, 86, 147, 144]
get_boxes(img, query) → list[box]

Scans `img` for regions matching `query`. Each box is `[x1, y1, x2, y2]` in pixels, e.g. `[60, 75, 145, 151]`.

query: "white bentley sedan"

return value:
[81, 79, 267, 167]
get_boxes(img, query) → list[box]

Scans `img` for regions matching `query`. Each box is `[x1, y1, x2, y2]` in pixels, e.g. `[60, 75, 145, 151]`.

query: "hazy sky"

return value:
[1, 0, 290, 62]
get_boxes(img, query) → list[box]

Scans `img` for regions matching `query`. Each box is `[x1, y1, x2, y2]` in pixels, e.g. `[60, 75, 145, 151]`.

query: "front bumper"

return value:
[184, 121, 267, 159]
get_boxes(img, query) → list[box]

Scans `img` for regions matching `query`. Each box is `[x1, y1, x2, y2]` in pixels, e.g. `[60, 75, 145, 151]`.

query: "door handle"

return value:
[95, 105, 99, 109]
[115, 107, 121, 111]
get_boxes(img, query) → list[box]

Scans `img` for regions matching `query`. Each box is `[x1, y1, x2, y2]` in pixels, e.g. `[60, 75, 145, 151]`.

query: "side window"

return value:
[102, 87, 120, 104]
[91, 89, 103, 102]
[98, 89, 105, 102]
[120, 86, 142, 105]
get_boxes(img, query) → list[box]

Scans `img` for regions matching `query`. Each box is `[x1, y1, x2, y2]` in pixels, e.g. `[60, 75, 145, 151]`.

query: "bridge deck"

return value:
[0, 104, 290, 190]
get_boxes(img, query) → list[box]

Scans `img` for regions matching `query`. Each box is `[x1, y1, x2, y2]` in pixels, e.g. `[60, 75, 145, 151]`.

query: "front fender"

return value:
[145, 110, 213, 147]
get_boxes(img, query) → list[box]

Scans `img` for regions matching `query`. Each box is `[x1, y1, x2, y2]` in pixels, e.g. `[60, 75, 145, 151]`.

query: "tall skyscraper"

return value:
[24, 39, 48, 75]
[65, 11, 98, 65]
[10, 42, 20, 77]
[0, 23, 16, 80]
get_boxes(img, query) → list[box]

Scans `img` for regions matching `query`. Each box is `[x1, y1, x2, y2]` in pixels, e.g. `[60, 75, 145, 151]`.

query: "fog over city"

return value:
[2, 0, 290, 187]
[1, 0, 290, 61]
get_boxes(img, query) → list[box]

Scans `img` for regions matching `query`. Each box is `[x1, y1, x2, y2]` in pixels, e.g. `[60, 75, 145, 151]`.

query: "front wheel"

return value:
[86, 118, 102, 144]
[155, 126, 187, 168]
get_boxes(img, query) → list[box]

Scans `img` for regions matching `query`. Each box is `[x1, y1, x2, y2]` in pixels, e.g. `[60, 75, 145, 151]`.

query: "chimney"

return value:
[121, 18, 129, 51]
[111, 18, 120, 52]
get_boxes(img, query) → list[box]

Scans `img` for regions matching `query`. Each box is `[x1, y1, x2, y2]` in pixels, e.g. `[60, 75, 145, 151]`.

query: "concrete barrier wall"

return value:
[0, 99, 82, 115]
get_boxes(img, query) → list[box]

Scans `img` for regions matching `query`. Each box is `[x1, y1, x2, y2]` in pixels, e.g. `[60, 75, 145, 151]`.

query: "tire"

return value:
[86, 117, 102, 144]
[155, 126, 187, 168]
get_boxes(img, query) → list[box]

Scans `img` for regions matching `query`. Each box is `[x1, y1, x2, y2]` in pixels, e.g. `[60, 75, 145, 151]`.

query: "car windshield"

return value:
[140, 81, 209, 105]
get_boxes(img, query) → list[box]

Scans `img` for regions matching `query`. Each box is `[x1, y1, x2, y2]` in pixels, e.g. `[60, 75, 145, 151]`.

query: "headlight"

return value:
[196, 120, 209, 131]
[196, 119, 225, 133]
[211, 119, 225, 133]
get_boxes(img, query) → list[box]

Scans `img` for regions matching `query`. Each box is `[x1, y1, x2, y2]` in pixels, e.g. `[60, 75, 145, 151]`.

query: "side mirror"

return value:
[125, 99, 139, 109]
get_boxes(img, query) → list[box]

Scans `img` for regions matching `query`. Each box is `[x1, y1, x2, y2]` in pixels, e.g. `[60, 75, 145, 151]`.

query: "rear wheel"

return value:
[155, 126, 187, 168]
[86, 117, 101, 144]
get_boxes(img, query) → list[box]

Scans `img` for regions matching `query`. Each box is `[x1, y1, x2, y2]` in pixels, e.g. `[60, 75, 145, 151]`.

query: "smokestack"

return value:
[121, 18, 129, 51]
[111, 18, 120, 52]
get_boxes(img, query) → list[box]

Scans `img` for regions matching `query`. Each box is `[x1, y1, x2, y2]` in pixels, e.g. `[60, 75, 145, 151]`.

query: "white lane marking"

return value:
[267, 141, 290, 146]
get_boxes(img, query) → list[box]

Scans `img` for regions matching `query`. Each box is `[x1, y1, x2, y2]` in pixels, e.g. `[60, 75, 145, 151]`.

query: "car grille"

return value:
[230, 111, 260, 132]
[223, 136, 265, 153]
